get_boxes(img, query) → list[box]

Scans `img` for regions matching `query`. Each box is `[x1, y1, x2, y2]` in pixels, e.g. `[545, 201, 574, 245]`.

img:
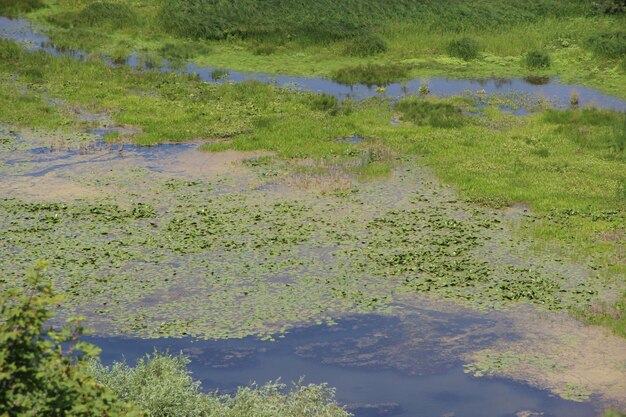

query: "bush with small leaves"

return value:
[0, 262, 141, 417]
[344, 33, 388, 57]
[525, 50, 551, 68]
[447, 37, 480, 61]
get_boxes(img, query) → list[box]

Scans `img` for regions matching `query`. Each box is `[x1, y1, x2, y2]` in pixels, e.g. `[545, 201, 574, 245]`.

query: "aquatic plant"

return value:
[159, 42, 210, 63]
[394, 98, 465, 128]
[330, 63, 411, 86]
[570, 90, 580, 108]
[447, 37, 480, 61]
[524, 50, 551, 69]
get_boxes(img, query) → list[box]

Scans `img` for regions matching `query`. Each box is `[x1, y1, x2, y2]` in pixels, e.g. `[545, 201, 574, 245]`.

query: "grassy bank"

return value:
[12, 0, 625, 98]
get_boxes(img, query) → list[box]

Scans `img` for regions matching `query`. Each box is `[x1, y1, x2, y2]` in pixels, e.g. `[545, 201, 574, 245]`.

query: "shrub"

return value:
[331, 63, 411, 86]
[310, 93, 338, 112]
[586, 31, 626, 58]
[343, 33, 388, 57]
[394, 98, 465, 128]
[447, 37, 480, 61]
[524, 50, 551, 69]
[0, 262, 139, 417]
[592, 0, 626, 14]
[90, 352, 351, 417]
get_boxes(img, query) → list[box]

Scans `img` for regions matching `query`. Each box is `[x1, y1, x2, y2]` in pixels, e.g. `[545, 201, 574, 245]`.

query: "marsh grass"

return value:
[0, 0, 43, 16]
[159, 42, 210, 63]
[543, 108, 626, 159]
[586, 31, 626, 58]
[394, 98, 465, 128]
[48, 2, 139, 30]
[331, 63, 411, 86]
[343, 33, 388, 57]
[447, 37, 480, 61]
[525, 50, 552, 69]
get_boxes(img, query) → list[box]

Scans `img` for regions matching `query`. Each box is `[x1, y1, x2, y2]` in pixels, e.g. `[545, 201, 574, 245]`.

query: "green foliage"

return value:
[0, 262, 140, 417]
[343, 34, 388, 57]
[524, 50, 551, 68]
[586, 31, 626, 58]
[447, 37, 480, 61]
[90, 352, 350, 417]
[394, 98, 465, 128]
[331, 63, 410, 86]
[89, 353, 213, 417]
[592, 0, 626, 14]
[0, 0, 43, 16]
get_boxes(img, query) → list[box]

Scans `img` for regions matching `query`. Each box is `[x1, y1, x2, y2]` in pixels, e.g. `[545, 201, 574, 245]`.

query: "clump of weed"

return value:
[343, 33, 388, 57]
[310, 93, 338, 112]
[394, 98, 465, 128]
[570, 90, 580, 108]
[211, 69, 229, 80]
[0, 39, 22, 61]
[586, 31, 626, 59]
[524, 50, 551, 69]
[159, 42, 210, 62]
[0, 0, 43, 16]
[447, 37, 480, 61]
[331, 63, 410, 86]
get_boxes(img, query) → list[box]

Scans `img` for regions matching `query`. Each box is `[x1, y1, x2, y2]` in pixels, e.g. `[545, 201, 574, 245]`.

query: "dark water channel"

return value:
[87, 313, 597, 417]
[2, 16, 626, 112]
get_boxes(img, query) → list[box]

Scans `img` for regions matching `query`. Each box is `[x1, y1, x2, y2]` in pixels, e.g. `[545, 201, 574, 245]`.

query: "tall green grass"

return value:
[0, 0, 43, 16]
[156, 0, 590, 45]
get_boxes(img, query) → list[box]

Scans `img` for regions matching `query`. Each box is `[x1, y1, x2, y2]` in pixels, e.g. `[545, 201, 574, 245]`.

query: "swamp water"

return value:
[87, 312, 596, 417]
[2, 15, 626, 417]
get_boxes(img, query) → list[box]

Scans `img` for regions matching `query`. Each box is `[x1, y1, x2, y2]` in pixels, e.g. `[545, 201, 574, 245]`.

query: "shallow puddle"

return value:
[2, 16, 626, 112]
[87, 312, 597, 417]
